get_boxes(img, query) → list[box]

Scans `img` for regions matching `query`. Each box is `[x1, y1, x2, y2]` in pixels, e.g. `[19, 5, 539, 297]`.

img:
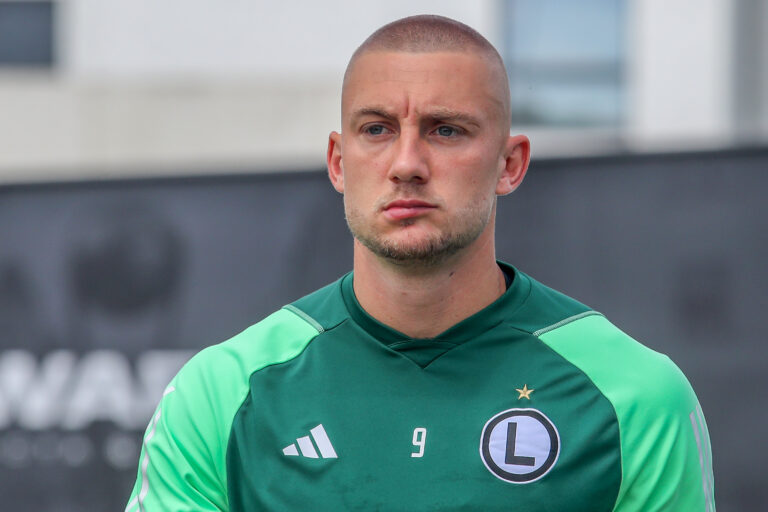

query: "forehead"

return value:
[342, 51, 508, 121]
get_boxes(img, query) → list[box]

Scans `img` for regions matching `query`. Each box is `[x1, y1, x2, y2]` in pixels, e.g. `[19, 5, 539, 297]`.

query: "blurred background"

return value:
[0, 0, 765, 510]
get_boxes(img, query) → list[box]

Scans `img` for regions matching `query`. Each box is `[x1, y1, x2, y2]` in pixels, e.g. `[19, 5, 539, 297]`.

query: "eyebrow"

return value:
[350, 107, 397, 123]
[350, 106, 482, 127]
[426, 107, 482, 127]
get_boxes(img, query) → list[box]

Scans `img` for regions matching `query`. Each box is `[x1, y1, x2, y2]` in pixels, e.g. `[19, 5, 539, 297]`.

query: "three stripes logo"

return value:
[282, 424, 338, 459]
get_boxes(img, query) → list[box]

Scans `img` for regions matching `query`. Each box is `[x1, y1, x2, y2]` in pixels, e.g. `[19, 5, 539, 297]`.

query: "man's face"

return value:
[328, 50, 526, 266]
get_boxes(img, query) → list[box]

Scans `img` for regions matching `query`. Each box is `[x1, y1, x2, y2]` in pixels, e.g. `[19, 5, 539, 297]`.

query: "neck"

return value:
[351, 229, 506, 338]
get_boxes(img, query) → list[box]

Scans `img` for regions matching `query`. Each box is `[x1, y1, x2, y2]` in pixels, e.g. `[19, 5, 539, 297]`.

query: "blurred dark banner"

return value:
[0, 148, 765, 511]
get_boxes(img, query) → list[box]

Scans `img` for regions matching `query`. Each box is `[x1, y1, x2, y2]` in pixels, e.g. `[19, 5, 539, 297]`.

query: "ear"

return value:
[327, 131, 344, 194]
[496, 134, 530, 196]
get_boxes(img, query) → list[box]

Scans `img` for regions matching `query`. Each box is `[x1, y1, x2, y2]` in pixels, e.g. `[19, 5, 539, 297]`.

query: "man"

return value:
[126, 15, 715, 511]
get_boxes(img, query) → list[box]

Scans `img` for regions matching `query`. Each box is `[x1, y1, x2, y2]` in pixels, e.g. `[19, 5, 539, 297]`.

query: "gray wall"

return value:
[0, 148, 765, 510]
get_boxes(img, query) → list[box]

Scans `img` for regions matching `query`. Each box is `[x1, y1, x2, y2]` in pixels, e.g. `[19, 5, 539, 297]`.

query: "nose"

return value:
[387, 129, 429, 184]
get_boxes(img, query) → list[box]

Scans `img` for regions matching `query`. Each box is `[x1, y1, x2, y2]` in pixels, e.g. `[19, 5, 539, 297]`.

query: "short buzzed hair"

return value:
[351, 15, 504, 62]
[343, 14, 511, 128]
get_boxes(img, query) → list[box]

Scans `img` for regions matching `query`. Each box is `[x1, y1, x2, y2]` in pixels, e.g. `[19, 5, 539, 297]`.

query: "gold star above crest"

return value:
[516, 384, 534, 400]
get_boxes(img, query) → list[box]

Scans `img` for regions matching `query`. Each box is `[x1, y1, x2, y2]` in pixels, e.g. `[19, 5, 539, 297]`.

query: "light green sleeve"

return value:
[124, 309, 320, 512]
[124, 373, 227, 512]
[540, 314, 715, 512]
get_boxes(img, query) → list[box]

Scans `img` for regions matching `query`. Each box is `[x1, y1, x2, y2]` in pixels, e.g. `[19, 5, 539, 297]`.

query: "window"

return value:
[0, 1, 55, 67]
[502, 0, 625, 127]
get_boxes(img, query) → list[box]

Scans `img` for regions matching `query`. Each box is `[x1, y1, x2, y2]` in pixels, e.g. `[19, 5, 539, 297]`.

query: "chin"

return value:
[364, 230, 473, 267]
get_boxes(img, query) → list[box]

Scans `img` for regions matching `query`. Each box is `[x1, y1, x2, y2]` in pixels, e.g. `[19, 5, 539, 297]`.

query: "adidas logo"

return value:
[282, 424, 338, 459]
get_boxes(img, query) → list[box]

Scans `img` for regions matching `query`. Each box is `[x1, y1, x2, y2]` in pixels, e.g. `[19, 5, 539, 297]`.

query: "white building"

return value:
[0, 0, 766, 183]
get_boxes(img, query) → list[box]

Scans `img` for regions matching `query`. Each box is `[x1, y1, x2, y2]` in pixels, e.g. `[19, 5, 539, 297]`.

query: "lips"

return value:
[383, 199, 436, 221]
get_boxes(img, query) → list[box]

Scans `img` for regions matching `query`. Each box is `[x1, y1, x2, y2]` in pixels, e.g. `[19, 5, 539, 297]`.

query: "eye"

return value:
[363, 124, 389, 136]
[435, 125, 461, 137]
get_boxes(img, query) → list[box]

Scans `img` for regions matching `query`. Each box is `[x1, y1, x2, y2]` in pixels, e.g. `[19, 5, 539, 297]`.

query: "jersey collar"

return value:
[340, 261, 532, 347]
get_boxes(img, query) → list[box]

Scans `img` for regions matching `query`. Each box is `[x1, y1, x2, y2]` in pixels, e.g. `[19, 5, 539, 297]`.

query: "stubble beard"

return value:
[344, 198, 494, 268]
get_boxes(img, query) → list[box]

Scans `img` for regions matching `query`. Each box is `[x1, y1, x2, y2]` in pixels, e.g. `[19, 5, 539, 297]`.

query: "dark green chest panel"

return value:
[227, 321, 621, 511]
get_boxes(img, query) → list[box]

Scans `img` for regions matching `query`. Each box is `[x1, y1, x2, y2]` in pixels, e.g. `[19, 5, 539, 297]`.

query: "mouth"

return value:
[382, 199, 437, 221]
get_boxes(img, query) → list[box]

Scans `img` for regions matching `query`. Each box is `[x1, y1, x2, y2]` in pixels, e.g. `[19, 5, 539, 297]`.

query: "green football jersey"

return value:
[126, 263, 715, 511]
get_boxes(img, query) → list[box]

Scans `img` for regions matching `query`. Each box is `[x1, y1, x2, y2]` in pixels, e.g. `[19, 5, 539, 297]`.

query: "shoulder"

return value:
[503, 266, 594, 334]
[167, 275, 349, 427]
[126, 306, 324, 510]
[513, 268, 701, 446]
[189, 306, 323, 372]
[172, 306, 324, 416]
[499, 267, 713, 507]
[159, 307, 323, 482]
[537, 313, 712, 510]
[163, 306, 324, 428]
[536, 312, 697, 411]
[506, 266, 693, 407]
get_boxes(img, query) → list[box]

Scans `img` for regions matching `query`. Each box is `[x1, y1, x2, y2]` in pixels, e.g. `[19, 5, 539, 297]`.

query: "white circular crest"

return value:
[479, 408, 560, 483]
